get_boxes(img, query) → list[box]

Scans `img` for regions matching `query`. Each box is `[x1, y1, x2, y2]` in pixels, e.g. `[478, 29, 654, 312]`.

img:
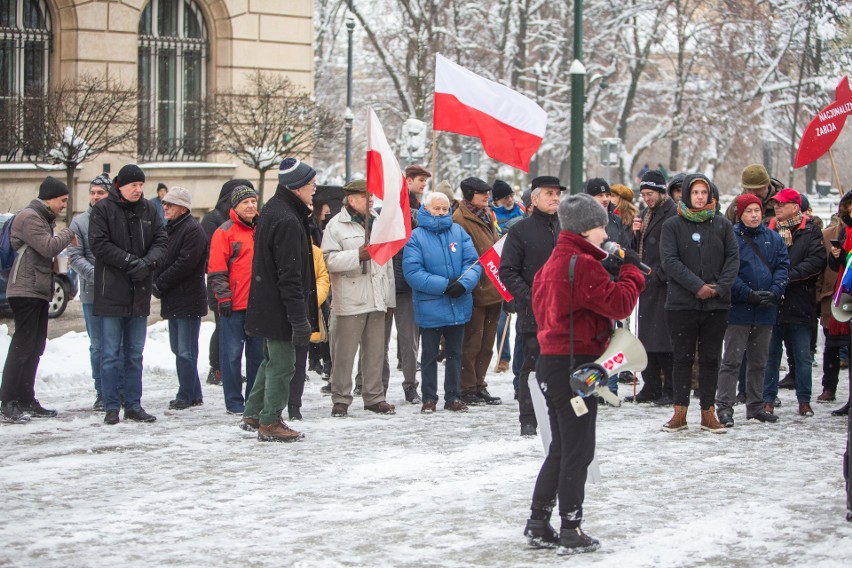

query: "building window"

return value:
[138, 0, 207, 161]
[0, 0, 51, 161]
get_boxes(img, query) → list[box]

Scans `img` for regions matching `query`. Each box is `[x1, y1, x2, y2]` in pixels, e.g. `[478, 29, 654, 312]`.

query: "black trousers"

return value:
[668, 310, 728, 409]
[822, 329, 848, 392]
[288, 343, 309, 408]
[1, 297, 49, 404]
[531, 354, 597, 528]
[518, 333, 540, 427]
[208, 309, 220, 371]
[641, 351, 673, 398]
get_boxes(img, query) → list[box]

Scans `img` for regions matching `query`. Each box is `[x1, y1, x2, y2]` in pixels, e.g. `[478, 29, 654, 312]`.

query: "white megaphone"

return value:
[568, 328, 648, 408]
[832, 292, 852, 323]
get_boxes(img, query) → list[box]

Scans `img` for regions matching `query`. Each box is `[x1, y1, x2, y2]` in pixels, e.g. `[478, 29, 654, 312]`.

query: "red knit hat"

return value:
[735, 193, 763, 220]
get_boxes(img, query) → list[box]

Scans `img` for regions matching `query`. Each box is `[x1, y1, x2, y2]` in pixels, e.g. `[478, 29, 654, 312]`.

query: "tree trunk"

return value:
[65, 163, 75, 226]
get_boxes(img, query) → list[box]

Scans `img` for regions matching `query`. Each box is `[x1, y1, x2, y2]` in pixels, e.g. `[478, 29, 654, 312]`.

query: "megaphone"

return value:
[569, 328, 648, 407]
[832, 292, 852, 323]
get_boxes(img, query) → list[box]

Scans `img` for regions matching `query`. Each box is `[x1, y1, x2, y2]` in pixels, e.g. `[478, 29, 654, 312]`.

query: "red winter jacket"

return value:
[534, 231, 645, 357]
[207, 209, 256, 311]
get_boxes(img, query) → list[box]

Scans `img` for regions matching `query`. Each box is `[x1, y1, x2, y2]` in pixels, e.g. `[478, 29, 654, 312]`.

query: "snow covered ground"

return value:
[0, 317, 850, 567]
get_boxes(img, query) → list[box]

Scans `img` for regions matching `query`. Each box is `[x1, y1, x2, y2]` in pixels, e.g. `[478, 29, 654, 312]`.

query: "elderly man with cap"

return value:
[89, 164, 168, 425]
[322, 179, 396, 417]
[69, 173, 117, 411]
[453, 177, 503, 406]
[153, 187, 208, 410]
[624, 170, 679, 404]
[763, 188, 826, 418]
[239, 158, 316, 442]
[715, 194, 789, 427]
[725, 164, 782, 224]
[0, 176, 76, 423]
[500, 175, 564, 435]
[209, 183, 263, 415]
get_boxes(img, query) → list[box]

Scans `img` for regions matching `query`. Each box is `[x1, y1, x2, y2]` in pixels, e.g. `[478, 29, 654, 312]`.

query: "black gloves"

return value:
[622, 249, 643, 269]
[219, 300, 232, 318]
[748, 290, 763, 305]
[445, 279, 466, 298]
[749, 290, 777, 307]
[290, 319, 312, 347]
[502, 300, 516, 314]
[127, 258, 151, 282]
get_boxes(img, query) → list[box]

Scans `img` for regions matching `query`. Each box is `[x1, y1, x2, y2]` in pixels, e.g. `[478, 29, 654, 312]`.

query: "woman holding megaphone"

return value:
[523, 193, 645, 555]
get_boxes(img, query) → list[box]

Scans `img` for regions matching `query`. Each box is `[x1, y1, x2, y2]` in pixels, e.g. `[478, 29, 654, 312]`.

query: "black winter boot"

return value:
[557, 526, 600, 555]
[524, 501, 559, 548]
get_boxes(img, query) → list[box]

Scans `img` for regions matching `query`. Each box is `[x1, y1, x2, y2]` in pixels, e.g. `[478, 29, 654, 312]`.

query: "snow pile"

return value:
[0, 323, 849, 567]
[48, 126, 90, 164]
[244, 145, 280, 170]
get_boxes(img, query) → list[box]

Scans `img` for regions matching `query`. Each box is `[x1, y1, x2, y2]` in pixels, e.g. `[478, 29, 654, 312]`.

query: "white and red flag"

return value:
[478, 234, 513, 302]
[433, 53, 547, 172]
[366, 108, 412, 266]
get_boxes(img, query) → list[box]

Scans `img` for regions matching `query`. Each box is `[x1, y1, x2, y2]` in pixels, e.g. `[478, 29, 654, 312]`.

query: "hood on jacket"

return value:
[680, 173, 716, 209]
[217, 179, 254, 217]
[417, 206, 453, 233]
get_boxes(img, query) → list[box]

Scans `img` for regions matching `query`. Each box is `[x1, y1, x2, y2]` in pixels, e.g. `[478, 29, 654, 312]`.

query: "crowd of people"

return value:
[1, 159, 850, 553]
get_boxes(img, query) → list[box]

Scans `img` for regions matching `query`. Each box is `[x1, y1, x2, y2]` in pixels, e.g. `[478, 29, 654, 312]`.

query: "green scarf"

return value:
[677, 199, 717, 223]
[347, 205, 375, 230]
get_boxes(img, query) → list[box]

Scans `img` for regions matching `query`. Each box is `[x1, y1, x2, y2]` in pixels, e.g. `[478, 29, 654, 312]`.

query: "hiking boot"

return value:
[168, 399, 192, 410]
[239, 416, 260, 431]
[832, 402, 849, 416]
[735, 391, 746, 405]
[331, 403, 348, 417]
[0, 401, 31, 424]
[460, 392, 486, 406]
[321, 360, 331, 381]
[661, 405, 688, 432]
[798, 402, 814, 417]
[103, 410, 119, 425]
[624, 390, 658, 403]
[19, 399, 57, 418]
[716, 407, 734, 428]
[701, 408, 726, 433]
[124, 408, 156, 422]
[520, 423, 537, 437]
[816, 390, 836, 403]
[288, 405, 302, 421]
[653, 393, 674, 407]
[477, 389, 502, 405]
[748, 409, 779, 423]
[93, 395, 104, 411]
[421, 400, 437, 414]
[444, 399, 469, 412]
[557, 527, 601, 555]
[524, 519, 559, 549]
[778, 373, 795, 389]
[206, 368, 222, 386]
[496, 360, 510, 373]
[404, 386, 422, 404]
[365, 401, 396, 415]
[257, 421, 304, 442]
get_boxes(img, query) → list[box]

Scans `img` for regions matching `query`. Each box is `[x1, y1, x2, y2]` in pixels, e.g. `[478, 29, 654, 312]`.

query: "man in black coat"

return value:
[628, 170, 677, 404]
[240, 158, 317, 442]
[499, 176, 564, 436]
[89, 164, 168, 425]
[153, 187, 208, 410]
[762, 189, 826, 417]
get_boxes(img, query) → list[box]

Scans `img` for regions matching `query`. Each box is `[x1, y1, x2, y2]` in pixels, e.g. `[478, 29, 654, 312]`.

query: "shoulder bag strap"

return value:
[741, 231, 772, 272]
[568, 255, 578, 371]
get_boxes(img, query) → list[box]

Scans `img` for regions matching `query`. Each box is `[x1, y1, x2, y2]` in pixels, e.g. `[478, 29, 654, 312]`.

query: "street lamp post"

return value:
[569, 0, 585, 194]
[530, 62, 542, 180]
[345, 11, 355, 184]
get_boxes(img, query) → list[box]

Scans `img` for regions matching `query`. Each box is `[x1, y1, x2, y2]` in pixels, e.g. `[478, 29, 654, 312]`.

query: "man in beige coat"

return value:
[322, 180, 396, 417]
[1, 177, 75, 423]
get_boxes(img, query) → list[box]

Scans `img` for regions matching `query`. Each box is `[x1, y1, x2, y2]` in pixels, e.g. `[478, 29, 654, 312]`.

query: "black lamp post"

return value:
[569, 1, 585, 194]
[345, 11, 355, 183]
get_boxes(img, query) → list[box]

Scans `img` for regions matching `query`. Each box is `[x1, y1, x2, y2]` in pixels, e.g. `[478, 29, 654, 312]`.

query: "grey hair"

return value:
[423, 191, 450, 207]
[530, 187, 543, 200]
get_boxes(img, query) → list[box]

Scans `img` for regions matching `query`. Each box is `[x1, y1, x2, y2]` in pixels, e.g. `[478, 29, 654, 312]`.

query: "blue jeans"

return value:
[764, 323, 813, 404]
[168, 317, 202, 404]
[101, 316, 147, 412]
[219, 310, 264, 413]
[497, 310, 512, 362]
[420, 324, 464, 403]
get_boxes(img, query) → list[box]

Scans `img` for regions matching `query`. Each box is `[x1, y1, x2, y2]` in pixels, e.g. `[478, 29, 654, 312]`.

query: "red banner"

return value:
[478, 235, 513, 302]
[794, 75, 852, 169]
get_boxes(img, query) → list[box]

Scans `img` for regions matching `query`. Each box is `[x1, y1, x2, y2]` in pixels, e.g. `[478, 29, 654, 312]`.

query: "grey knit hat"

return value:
[558, 193, 608, 235]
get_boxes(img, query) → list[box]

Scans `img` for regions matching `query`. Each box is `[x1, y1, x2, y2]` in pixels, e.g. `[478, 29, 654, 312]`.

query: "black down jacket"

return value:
[155, 212, 208, 319]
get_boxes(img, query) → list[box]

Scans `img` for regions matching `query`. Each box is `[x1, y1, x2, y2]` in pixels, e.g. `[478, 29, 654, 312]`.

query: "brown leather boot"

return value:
[700, 407, 726, 433]
[816, 390, 835, 403]
[257, 421, 305, 442]
[239, 416, 260, 432]
[661, 405, 688, 432]
[798, 402, 814, 417]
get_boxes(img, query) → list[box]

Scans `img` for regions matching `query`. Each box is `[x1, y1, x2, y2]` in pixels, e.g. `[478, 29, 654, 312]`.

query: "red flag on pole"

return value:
[794, 75, 852, 168]
[478, 235, 513, 302]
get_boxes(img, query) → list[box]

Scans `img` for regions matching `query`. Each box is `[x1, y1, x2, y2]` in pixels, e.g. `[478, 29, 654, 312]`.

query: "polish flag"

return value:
[433, 53, 547, 172]
[366, 108, 412, 266]
[478, 235, 513, 302]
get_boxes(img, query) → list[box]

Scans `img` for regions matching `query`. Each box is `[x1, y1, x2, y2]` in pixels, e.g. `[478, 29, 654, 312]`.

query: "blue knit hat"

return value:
[278, 158, 316, 190]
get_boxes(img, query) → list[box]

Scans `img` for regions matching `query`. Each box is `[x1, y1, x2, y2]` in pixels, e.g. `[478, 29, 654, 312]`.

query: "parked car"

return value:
[0, 213, 78, 318]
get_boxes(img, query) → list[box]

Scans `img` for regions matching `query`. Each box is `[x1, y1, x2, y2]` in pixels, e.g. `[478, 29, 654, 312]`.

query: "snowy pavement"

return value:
[0, 318, 850, 567]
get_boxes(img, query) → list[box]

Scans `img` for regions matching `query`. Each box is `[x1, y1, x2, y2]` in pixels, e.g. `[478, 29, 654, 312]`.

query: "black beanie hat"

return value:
[279, 158, 316, 190]
[38, 176, 69, 200]
[115, 164, 145, 188]
[492, 179, 513, 202]
[460, 177, 492, 201]
[640, 170, 667, 193]
[584, 177, 611, 197]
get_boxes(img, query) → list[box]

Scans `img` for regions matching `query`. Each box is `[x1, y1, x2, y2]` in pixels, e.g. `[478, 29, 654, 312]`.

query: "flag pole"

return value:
[494, 314, 512, 372]
[829, 149, 844, 195]
[430, 127, 438, 193]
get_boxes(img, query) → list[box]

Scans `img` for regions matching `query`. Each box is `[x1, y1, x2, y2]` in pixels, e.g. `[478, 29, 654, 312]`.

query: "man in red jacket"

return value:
[524, 193, 644, 555]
